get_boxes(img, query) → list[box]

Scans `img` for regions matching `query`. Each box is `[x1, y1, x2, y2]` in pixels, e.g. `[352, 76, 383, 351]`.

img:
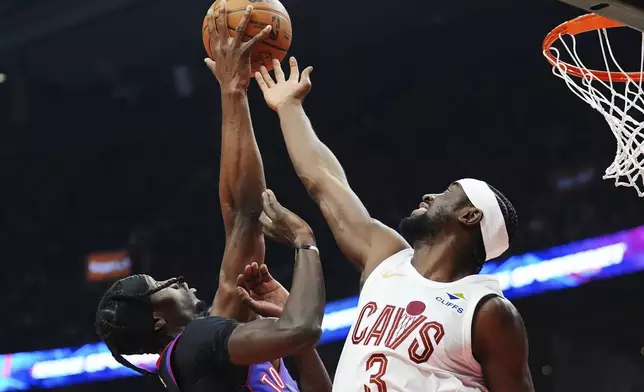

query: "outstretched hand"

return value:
[236, 262, 289, 318]
[204, 0, 272, 91]
[255, 57, 313, 111]
[259, 189, 314, 247]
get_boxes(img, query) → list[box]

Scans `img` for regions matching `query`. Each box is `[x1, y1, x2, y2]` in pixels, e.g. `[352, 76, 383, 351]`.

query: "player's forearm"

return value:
[276, 103, 348, 192]
[228, 238, 325, 365]
[219, 91, 266, 221]
[216, 90, 265, 322]
[292, 348, 332, 392]
[274, 236, 324, 339]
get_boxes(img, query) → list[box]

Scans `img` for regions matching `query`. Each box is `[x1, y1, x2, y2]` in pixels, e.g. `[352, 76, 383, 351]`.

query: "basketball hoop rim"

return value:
[543, 13, 644, 83]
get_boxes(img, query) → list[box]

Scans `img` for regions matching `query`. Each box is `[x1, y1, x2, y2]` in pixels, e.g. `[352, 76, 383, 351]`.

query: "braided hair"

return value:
[95, 274, 182, 375]
[471, 184, 519, 271]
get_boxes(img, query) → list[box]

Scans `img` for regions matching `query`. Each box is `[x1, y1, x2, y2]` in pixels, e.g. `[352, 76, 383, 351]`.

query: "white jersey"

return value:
[332, 248, 504, 392]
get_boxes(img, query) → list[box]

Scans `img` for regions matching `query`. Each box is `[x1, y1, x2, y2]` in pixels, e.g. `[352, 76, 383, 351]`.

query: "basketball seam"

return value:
[226, 7, 291, 23]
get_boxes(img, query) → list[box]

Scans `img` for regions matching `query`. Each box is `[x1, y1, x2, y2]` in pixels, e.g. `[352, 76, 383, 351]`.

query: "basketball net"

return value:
[544, 14, 644, 196]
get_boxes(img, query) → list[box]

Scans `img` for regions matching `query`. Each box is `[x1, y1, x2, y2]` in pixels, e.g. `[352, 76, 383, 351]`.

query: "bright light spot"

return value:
[0, 73, 6, 83]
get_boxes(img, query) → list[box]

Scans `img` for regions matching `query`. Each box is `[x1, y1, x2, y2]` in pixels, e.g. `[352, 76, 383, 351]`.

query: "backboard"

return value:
[559, 0, 644, 31]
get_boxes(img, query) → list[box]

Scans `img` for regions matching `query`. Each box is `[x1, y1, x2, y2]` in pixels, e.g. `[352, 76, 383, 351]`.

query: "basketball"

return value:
[202, 0, 292, 72]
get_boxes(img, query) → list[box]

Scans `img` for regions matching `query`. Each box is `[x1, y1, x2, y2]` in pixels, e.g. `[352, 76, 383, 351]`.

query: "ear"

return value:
[458, 206, 483, 227]
[153, 316, 166, 333]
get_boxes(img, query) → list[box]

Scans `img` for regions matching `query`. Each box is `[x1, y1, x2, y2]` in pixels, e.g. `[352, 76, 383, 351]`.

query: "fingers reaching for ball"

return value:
[204, 1, 226, 72]
[202, 0, 292, 75]
[301, 65, 314, 85]
[215, 0, 228, 42]
[288, 57, 300, 81]
[206, 0, 226, 42]
[257, 65, 274, 88]
[233, 5, 256, 49]
[206, 1, 273, 63]
[206, 7, 216, 40]
[254, 56, 314, 111]
[242, 25, 272, 54]
[233, 4, 273, 52]
[273, 59, 285, 82]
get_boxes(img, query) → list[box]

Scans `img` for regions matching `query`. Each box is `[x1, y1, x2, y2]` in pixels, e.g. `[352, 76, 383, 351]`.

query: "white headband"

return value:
[456, 178, 509, 261]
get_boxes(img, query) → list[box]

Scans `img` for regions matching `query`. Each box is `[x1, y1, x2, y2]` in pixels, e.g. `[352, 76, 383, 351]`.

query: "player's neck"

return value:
[158, 325, 187, 349]
[155, 334, 176, 354]
[411, 234, 477, 282]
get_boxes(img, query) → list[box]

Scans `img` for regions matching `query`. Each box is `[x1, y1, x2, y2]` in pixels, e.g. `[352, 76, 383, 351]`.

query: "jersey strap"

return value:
[156, 334, 183, 392]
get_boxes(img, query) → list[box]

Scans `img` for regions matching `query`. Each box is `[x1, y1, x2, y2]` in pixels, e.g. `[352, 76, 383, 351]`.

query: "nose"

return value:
[422, 194, 436, 203]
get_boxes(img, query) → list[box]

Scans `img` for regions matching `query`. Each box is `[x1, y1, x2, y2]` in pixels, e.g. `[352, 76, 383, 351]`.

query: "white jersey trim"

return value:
[461, 291, 501, 372]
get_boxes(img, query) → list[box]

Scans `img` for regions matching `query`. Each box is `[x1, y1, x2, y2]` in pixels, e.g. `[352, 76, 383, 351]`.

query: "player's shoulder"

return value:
[471, 295, 529, 372]
[370, 219, 410, 251]
[365, 220, 410, 259]
[476, 296, 520, 321]
[174, 316, 241, 368]
[172, 318, 247, 388]
[472, 296, 526, 345]
[183, 315, 239, 339]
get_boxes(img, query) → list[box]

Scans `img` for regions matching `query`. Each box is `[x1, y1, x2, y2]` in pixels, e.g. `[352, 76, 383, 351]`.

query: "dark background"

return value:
[1, 0, 644, 390]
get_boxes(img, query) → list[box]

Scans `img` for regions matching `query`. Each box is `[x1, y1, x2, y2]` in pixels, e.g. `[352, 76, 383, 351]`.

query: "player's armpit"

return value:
[227, 318, 321, 365]
[472, 296, 535, 392]
[307, 167, 409, 277]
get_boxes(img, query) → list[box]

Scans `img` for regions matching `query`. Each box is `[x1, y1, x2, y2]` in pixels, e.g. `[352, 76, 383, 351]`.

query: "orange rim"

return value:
[543, 13, 644, 82]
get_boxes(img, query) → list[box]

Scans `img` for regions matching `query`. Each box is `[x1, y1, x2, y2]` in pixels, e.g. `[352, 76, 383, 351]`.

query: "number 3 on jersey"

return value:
[364, 354, 388, 392]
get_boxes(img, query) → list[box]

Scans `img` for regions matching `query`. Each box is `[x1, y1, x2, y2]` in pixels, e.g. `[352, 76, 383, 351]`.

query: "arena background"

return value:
[1, 0, 644, 390]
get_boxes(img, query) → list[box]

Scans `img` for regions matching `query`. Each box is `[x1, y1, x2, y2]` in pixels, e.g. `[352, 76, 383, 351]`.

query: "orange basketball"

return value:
[202, 0, 292, 72]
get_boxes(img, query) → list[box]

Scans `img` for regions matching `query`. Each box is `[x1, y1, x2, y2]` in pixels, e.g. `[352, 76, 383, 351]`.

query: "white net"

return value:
[545, 26, 644, 196]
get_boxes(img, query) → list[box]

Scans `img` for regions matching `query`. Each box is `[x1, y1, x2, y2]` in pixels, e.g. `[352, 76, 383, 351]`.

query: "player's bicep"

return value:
[472, 297, 535, 392]
[227, 318, 320, 365]
[311, 172, 408, 271]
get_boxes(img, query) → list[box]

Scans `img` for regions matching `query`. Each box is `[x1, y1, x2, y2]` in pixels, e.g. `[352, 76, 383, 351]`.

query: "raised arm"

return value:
[227, 190, 325, 364]
[255, 58, 409, 279]
[204, 2, 272, 321]
[472, 296, 535, 392]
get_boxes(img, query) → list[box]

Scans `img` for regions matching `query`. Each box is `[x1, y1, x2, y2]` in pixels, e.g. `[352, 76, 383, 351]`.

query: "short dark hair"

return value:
[95, 275, 178, 375]
[471, 184, 518, 270]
